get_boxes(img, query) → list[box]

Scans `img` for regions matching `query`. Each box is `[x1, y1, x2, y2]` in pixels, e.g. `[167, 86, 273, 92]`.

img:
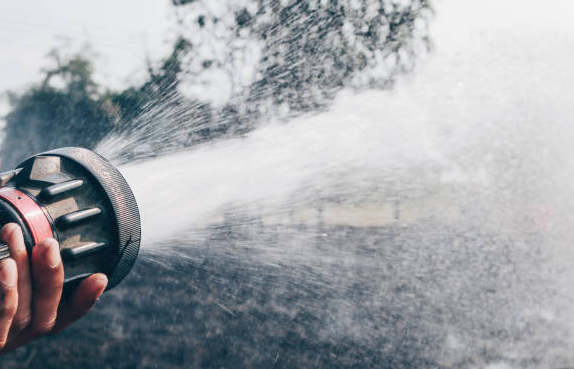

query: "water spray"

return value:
[0, 147, 140, 290]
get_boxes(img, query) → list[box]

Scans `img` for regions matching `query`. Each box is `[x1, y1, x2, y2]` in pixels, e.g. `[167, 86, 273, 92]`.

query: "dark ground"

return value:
[0, 221, 560, 368]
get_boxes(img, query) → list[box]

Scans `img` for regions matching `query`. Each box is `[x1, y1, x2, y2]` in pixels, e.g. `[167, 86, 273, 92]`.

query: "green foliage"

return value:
[1, 38, 191, 167]
[1, 2, 433, 165]
[107, 37, 190, 125]
[174, 0, 433, 114]
[248, 0, 433, 112]
[1, 52, 119, 167]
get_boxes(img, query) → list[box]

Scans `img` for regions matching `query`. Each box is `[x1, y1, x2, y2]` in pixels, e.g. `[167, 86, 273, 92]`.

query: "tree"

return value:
[173, 0, 433, 116]
[1, 39, 197, 166]
[1, 1, 434, 165]
[105, 0, 434, 163]
[1, 52, 119, 167]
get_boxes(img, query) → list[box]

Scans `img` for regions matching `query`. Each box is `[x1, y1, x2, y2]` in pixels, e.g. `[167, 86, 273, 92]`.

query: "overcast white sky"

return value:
[0, 0, 173, 93]
[0, 0, 573, 115]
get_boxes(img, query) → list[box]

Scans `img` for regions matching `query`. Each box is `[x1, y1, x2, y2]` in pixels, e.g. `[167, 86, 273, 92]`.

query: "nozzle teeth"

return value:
[61, 242, 108, 262]
[40, 179, 84, 200]
[56, 207, 102, 230]
[0, 170, 16, 186]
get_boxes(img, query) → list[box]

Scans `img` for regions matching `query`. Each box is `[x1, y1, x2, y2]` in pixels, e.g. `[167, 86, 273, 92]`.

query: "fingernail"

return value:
[91, 275, 108, 306]
[42, 239, 61, 268]
[97, 274, 109, 284]
[96, 274, 108, 295]
[0, 259, 17, 288]
[94, 273, 108, 286]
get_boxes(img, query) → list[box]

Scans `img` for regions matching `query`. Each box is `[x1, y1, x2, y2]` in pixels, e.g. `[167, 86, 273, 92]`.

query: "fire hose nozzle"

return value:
[0, 147, 141, 291]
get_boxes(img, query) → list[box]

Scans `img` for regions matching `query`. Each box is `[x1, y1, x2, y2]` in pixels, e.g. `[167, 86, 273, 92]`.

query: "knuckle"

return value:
[35, 269, 64, 292]
[1, 223, 20, 241]
[1, 223, 17, 235]
[33, 317, 57, 334]
[42, 281, 64, 295]
[11, 247, 27, 262]
[14, 313, 31, 331]
[0, 293, 17, 318]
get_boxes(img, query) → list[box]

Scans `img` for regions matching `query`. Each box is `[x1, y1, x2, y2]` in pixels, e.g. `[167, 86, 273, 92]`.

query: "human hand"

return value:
[0, 223, 108, 353]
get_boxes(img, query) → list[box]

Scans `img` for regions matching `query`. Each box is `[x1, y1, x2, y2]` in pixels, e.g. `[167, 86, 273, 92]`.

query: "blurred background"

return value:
[2, 0, 574, 368]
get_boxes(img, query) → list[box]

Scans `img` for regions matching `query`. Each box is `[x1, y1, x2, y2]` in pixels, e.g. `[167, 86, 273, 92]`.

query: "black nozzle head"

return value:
[40, 147, 141, 290]
[1, 147, 141, 291]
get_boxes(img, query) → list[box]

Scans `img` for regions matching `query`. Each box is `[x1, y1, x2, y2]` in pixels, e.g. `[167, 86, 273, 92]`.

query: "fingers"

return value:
[0, 230, 106, 352]
[30, 238, 63, 334]
[55, 273, 107, 333]
[1, 224, 31, 331]
[0, 259, 18, 348]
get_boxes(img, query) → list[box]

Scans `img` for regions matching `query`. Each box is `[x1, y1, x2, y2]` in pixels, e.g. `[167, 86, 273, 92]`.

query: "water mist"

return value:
[92, 15, 574, 369]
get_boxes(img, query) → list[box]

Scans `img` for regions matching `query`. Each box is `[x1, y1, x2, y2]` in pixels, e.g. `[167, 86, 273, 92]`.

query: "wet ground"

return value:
[0, 221, 563, 368]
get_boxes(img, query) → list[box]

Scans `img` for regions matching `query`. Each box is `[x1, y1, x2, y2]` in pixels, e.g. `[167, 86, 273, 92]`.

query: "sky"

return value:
[0, 0, 173, 93]
[0, 0, 574, 116]
[0, 0, 572, 90]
